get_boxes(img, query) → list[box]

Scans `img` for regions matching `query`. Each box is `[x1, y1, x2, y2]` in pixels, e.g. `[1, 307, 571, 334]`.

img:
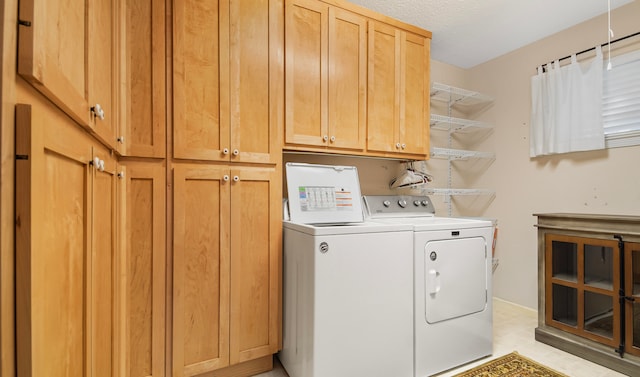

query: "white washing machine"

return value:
[364, 195, 494, 377]
[279, 164, 415, 377]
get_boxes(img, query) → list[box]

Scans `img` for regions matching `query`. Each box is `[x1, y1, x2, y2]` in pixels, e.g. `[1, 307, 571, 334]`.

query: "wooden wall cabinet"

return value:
[283, 0, 431, 159]
[367, 21, 430, 159]
[172, 165, 281, 377]
[17, 0, 119, 151]
[118, 161, 166, 377]
[284, 0, 367, 152]
[173, 0, 282, 164]
[535, 214, 640, 375]
[15, 104, 119, 377]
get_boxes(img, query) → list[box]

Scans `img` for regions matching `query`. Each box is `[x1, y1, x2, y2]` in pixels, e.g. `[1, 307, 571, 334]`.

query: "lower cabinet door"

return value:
[172, 164, 231, 377]
[229, 167, 281, 364]
[15, 103, 117, 377]
[172, 164, 281, 376]
[119, 161, 166, 377]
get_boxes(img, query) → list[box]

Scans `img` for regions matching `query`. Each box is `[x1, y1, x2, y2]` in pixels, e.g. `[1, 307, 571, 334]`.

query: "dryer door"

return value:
[424, 237, 487, 324]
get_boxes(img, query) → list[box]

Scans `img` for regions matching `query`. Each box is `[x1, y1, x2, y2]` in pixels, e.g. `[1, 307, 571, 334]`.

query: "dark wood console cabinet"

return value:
[535, 213, 640, 375]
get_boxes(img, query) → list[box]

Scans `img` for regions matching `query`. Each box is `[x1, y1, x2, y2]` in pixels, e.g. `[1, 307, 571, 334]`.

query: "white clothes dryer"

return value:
[364, 195, 494, 377]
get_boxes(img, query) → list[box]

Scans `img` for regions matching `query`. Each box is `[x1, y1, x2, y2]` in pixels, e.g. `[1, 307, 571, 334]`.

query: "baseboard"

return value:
[205, 355, 274, 377]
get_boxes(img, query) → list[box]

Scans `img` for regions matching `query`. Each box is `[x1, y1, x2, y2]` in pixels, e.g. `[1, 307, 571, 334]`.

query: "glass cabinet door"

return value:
[545, 234, 620, 347]
[625, 242, 640, 356]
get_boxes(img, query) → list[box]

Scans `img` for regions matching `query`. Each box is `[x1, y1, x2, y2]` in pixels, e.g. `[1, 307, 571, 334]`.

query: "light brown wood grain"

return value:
[15, 103, 120, 377]
[229, 167, 281, 364]
[173, 165, 231, 377]
[229, 0, 283, 164]
[121, 0, 166, 157]
[119, 161, 166, 377]
[17, 0, 91, 128]
[367, 21, 399, 154]
[327, 7, 367, 151]
[173, 0, 226, 161]
[401, 32, 430, 156]
[285, 0, 327, 148]
[89, 0, 118, 148]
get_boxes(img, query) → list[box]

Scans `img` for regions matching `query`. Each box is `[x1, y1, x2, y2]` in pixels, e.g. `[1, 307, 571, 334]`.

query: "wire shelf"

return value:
[430, 114, 493, 133]
[430, 82, 494, 106]
[430, 147, 495, 160]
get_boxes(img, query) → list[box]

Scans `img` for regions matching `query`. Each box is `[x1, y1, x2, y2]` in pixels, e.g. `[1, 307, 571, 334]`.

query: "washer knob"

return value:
[383, 200, 391, 207]
[398, 199, 407, 208]
[413, 200, 421, 207]
[421, 200, 429, 206]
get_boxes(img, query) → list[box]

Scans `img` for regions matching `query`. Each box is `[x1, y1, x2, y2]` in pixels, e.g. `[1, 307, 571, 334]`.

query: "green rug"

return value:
[453, 352, 569, 377]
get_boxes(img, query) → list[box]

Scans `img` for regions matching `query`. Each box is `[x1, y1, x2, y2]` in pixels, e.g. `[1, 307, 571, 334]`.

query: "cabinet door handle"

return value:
[223, 148, 229, 155]
[323, 135, 328, 142]
[117, 136, 125, 144]
[91, 103, 105, 120]
[117, 171, 125, 179]
[91, 157, 105, 171]
[330, 136, 336, 142]
[232, 149, 239, 156]
[396, 142, 401, 149]
[233, 175, 240, 182]
[223, 175, 230, 182]
[401, 143, 406, 149]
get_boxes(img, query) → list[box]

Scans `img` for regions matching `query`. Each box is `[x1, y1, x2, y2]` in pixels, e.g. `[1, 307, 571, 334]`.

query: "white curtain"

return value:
[530, 46, 605, 157]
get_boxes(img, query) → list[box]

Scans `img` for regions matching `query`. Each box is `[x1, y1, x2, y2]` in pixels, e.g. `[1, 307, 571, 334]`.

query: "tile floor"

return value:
[257, 298, 627, 377]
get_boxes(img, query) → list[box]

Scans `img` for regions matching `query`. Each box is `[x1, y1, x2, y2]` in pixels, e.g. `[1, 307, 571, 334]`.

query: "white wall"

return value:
[463, 1, 640, 309]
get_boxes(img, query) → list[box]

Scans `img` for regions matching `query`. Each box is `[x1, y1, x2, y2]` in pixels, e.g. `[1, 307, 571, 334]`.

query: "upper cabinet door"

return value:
[400, 32, 430, 156]
[327, 7, 367, 151]
[284, 0, 328, 148]
[174, 0, 281, 163]
[284, 0, 366, 152]
[367, 21, 400, 154]
[120, 0, 166, 158]
[173, 0, 229, 161]
[18, 0, 119, 150]
[18, 0, 90, 127]
[88, 0, 118, 150]
[367, 22, 430, 159]
[228, 0, 283, 164]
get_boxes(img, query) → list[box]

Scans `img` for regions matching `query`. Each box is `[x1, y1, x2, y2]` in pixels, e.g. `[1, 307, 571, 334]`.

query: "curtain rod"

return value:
[540, 30, 640, 70]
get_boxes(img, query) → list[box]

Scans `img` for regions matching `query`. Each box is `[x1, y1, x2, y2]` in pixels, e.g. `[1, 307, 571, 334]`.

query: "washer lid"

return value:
[285, 163, 364, 224]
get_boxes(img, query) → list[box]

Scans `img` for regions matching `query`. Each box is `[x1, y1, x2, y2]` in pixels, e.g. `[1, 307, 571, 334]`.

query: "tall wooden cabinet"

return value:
[171, 1, 283, 376]
[15, 104, 119, 377]
[284, 0, 367, 152]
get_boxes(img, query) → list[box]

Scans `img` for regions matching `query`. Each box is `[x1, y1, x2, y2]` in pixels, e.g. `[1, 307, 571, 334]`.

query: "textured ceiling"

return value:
[348, 0, 635, 69]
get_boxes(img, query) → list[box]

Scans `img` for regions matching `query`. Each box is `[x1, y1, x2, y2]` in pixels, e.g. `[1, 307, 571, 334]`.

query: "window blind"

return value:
[603, 49, 640, 148]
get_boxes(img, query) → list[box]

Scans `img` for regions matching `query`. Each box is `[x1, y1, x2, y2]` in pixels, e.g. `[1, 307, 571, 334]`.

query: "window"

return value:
[603, 49, 640, 148]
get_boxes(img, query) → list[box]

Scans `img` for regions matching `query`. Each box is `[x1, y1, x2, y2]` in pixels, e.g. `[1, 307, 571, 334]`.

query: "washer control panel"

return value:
[363, 195, 436, 218]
